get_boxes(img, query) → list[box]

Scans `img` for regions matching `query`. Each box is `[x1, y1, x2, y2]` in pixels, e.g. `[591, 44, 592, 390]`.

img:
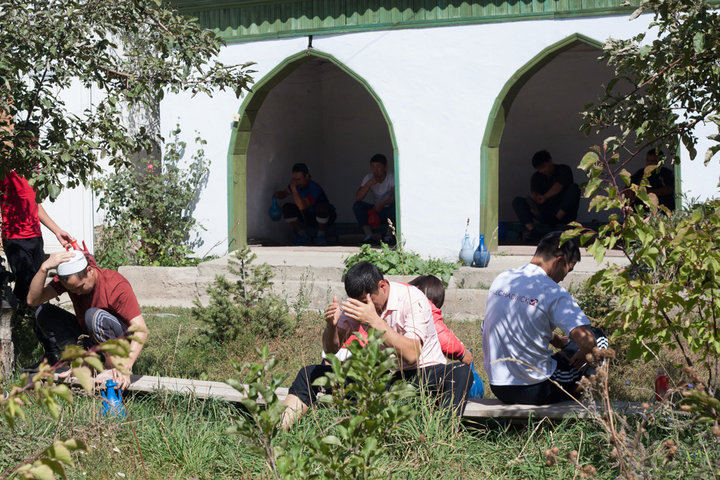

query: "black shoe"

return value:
[521, 229, 542, 244]
[21, 355, 59, 374]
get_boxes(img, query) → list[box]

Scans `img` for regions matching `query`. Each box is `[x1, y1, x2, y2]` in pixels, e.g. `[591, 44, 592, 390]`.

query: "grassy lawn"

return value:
[2, 306, 717, 479]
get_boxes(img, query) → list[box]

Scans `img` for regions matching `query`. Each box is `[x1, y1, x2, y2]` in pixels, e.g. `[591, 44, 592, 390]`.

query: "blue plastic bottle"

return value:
[101, 379, 127, 419]
[269, 196, 282, 221]
[469, 361, 485, 399]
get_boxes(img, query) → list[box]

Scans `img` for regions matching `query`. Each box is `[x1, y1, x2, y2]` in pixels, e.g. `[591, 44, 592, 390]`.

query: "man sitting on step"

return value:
[27, 250, 148, 389]
[481, 231, 608, 405]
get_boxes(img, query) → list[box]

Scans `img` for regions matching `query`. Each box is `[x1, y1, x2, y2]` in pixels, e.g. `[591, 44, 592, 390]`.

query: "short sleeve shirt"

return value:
[337, 282, 446, 370]
[530, 164, 574, 207]
[290, 180, 332, 211]
[50, 267, 142, 330]
[482, 263, 589, 386]
[1, 171, 41, 239]
[360, 173, 395, 204]
[631, 166, 675, 210]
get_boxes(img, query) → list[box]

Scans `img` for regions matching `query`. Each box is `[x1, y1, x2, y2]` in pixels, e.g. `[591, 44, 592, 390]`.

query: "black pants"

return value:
[512, 183, 581, 226]
[35, 304, 126, 362]
[282, 202, 336, 227]
[288, 361, 472, 415]
[491, 326, 608, 405]
[3, 237, 44, 307]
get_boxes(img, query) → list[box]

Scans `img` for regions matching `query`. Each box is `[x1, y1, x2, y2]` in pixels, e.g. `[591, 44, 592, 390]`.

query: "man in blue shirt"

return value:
[273, 163, 336, 245]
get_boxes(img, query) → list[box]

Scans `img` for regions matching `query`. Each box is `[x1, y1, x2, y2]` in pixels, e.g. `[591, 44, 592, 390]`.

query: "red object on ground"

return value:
[655, 369, 669, 401]
[368, 209, 381, 229]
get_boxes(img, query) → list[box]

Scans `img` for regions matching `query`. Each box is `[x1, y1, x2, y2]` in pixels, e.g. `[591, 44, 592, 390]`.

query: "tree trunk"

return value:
[0, 301, 14, 380]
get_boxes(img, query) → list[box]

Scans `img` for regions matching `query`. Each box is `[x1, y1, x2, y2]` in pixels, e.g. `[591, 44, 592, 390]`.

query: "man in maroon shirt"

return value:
[27, 250, 148, 389]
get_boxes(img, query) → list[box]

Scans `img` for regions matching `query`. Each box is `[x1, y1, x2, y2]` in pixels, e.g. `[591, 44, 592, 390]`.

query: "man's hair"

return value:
[408, 275, 445, 308]
[344, 261, 383, 299]
[58, 267, 89, 284]
[531, 150, 552, 169]
[291, 163, 309, 175]
[534, 231, 581, 264]
[370, 154, 387, 166]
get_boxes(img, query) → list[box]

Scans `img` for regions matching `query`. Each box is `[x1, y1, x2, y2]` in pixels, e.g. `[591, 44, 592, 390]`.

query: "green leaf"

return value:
[72, 366, 93, 393]
[47, 441, 73, 466]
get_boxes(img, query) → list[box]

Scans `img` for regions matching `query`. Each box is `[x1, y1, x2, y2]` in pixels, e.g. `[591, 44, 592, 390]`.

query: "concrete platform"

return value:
[117, 245, 628, 320]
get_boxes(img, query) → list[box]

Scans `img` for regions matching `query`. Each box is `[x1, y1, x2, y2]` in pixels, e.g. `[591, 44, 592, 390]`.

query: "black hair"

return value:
[531, 150, 552, 169]
[370, 154, 387, 166]
[408, 275, 445, 308]
[534, 231, 581, 265]
[291, 163, 309, 175]
[58, 267, 88, 284]
[344, 261, 383, 300]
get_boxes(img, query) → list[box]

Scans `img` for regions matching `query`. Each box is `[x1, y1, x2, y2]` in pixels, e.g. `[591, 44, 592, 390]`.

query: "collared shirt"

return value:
[337, 281, 446, 370]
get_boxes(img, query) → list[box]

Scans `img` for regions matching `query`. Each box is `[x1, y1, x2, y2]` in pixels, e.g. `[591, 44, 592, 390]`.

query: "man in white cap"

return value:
[26, 250, 148, 388]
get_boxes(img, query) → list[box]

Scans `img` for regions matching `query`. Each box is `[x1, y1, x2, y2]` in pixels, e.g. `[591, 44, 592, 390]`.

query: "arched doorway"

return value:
[480, 33, 678, 248]
[226, 50, 398, 249]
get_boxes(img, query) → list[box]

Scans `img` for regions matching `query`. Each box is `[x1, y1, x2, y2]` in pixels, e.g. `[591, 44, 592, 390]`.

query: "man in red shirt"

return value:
[27, 250, 148, 389]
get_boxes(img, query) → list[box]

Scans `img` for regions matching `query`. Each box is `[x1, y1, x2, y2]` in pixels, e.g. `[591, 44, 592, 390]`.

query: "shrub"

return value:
[94, 126, 209, 269]
[344, 243, 458, 285]
[192, 247, 291, 343]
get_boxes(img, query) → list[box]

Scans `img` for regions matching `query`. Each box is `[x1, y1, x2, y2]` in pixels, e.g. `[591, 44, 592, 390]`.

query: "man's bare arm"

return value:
[27, 251, 75, 306]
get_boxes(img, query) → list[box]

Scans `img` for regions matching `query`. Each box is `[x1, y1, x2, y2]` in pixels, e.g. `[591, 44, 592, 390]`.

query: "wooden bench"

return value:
[59, 374, 641, 420]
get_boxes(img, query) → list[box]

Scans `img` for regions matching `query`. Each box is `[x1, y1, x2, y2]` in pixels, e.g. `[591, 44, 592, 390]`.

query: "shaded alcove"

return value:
[229, 52, 395, 247]
[480, 35, 682, 248]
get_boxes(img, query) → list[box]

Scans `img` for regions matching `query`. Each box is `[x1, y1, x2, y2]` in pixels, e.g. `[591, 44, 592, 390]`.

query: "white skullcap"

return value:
[57, 251, 88, 277]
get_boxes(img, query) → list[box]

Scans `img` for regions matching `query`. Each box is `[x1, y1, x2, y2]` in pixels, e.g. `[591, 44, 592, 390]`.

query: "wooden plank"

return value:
[55, 374, 642, 420]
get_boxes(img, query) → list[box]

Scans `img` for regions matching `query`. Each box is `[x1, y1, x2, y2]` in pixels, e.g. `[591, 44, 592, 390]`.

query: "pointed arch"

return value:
[480, 33, 604, 249]
[226, 49, 399, 249]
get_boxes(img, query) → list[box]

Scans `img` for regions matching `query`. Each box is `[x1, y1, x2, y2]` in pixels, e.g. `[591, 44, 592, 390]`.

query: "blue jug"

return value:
[269, 196, 282, 221]
[472, 234, 491, 268]
[469, 361, 484, 399]
[101, 379, 127, 419]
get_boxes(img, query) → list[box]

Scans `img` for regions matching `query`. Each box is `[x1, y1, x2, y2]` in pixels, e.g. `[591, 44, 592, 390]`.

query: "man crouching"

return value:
[281, 261, 472, 429]
[27, 250, 148, 389]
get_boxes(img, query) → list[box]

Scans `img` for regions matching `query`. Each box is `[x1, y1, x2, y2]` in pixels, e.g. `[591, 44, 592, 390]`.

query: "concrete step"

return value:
[118, 246, 629, 320]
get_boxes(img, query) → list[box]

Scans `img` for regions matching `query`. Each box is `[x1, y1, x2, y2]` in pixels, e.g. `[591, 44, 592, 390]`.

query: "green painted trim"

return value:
[226, 49, 399, 251]
[172, 0, 639, 44]
[480, 33, 604, 250]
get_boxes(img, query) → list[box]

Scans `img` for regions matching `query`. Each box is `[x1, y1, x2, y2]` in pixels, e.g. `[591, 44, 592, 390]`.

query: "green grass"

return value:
[3, 307, 718, 478]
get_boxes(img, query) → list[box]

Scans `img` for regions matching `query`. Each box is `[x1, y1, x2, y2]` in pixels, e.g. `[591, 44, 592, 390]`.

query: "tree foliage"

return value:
[569, 0, 720, 402]
[0, 0, 254, 200]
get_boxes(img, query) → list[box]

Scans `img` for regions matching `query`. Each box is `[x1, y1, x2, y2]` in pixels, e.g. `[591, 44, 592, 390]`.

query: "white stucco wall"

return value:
[160, 13, 720, 260]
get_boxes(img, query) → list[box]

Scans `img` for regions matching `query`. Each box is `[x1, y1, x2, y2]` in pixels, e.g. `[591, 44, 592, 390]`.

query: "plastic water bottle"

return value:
[101, 379, 127, 419]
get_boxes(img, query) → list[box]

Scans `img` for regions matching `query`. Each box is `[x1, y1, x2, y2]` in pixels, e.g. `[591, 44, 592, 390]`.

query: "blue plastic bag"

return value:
[469, 361, 484, 399]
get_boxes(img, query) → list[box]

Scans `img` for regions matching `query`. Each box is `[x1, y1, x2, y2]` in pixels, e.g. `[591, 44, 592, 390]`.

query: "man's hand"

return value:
[341, 295, 379, 328]
[289, 177, 298, 193]
[42, 250, 75, 271]
[55, 229, 75, 249]
[324, 296, 341, 326]
[461, 349, 474, 365]
[95, 368, 131, 390]
[373, 203, 383, 213]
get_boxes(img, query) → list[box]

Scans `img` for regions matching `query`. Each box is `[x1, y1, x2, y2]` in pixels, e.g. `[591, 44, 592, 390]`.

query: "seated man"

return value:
[281, 261, 472, 429]
[27, 250, 148, 389]
[628, 148, 675, 211]
[481, 232, 607, 405]
[512, 150, 581, 241]
[352, 154, 395, 245]
[273, 163, 336, 245]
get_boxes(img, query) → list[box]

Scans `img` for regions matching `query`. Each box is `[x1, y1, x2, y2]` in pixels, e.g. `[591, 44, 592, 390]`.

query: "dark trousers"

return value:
[282, 202, 336, 227]
[491, 326, 608, 405]
[288, 361, 472, 415]
[35, 304, 126, 363]
[512, 183, 581, 226]
[3, 237, 44, 307]
[352, 201, 395, 232]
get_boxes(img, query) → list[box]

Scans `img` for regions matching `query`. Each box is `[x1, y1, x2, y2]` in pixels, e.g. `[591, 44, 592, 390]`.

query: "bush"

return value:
[94, 126, 209, 269]
[192, 247, 291, 343]
[344, 243, 458, 285]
